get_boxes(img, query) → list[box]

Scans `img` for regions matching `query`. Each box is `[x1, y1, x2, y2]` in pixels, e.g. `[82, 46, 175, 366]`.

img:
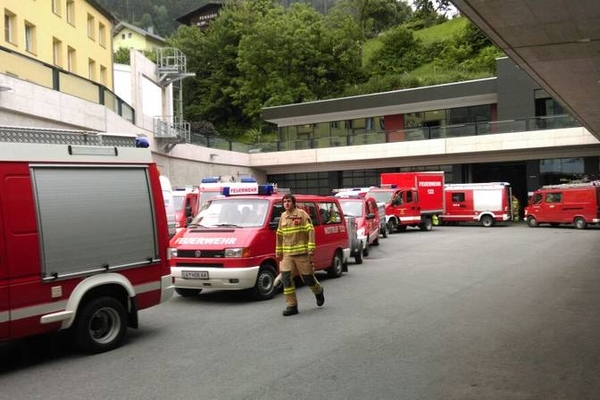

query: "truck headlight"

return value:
[169, 248, 178, 259]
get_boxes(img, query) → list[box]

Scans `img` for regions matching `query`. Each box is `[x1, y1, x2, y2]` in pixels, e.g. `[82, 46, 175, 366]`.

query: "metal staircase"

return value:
[154, 48, 196, 152]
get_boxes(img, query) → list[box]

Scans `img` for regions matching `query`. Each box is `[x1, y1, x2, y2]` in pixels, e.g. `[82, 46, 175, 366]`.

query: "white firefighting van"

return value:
[525, 181, 600, 229]
[440, 182, 513, 227]
[370, 172, 445, 233]
[0, 127, 173, 353]
[335, 191, 382, 264]
[170, 185, 350, 300]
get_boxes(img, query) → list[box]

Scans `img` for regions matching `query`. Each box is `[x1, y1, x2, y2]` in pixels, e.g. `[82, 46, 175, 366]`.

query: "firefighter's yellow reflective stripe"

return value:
[277, 225, 313, 235]
[280, 244, 312, 252]
[283, 287, 296, 295]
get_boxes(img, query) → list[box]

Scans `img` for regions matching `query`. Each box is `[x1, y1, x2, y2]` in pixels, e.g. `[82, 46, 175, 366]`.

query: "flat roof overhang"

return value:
[262, 78, 497, 127]
[451, 0, 600, 141]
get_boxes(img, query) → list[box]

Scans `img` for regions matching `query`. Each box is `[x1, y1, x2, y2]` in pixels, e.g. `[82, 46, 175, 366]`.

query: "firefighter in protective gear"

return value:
[276, 194, 324, 316]
[511, 195, 520, 222]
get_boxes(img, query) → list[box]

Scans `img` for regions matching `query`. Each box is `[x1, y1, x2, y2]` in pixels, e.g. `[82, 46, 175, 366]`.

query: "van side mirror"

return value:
[185, 205, 192, 217]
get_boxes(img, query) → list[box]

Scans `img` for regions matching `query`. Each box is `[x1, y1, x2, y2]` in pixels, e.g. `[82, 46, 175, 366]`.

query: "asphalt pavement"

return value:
[1, 222, 599, 400]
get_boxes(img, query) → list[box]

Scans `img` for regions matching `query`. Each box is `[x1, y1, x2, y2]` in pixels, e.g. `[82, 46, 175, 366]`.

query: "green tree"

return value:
[367, 25, 423, 76]
[235, 3, 363, 123]
[328, 0, 413, 39]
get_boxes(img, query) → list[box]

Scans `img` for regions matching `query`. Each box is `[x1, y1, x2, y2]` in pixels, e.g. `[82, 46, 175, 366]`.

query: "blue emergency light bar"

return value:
[240, 177, 257, 183]
[201, 177, 219, 183]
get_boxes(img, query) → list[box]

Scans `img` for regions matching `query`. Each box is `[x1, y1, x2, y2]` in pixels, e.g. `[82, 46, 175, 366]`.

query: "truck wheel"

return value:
[527, 216, 538, 227]
[354, 246, 363, 264]
[327, 251, 344, 278]
[419, 218, 433, 231]
[251, 265, 277, 301]
[175, 288, 202, 297]
[480, 215, 494, 227]
[387, 219, 398, 233]
[74, 296, 127, 354]
[574, 217, 587, 230]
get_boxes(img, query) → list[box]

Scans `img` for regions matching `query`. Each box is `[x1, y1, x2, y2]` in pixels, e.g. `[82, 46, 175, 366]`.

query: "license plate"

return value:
[182, 270, 209, 280]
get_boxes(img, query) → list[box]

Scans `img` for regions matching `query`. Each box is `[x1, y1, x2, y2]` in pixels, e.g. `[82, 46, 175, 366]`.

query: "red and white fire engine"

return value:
[370, 172, 445, 233]
[169, 184, 350, 300]
[525, 181, 600, 229]
[440, 182, 513, 227]
[0, 127, 173, 353]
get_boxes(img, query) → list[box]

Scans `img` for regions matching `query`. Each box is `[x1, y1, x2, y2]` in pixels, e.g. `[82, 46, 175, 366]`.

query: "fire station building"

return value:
[257, 57, 600, 206]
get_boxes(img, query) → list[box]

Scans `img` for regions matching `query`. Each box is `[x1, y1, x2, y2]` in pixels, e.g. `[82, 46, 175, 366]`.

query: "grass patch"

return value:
[413, 17, 468, 44]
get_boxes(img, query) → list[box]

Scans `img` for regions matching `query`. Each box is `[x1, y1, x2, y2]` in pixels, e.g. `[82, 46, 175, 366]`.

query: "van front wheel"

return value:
[251, 265, 277, 301]
[527, 216, 538, 227]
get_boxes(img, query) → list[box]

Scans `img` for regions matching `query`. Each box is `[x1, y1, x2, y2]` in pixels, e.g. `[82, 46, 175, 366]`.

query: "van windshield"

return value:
[190, 198, 270, 228]
[369, 190, 393, 204]
[338, 200, 364, 217]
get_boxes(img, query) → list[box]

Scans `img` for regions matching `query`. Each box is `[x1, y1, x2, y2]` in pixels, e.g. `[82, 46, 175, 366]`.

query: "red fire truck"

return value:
[170, 185, 350, 300]
[440, 182, 513, 227]
[371, 172, 445, 232]
[0, 127, 174, 353]
[525, 181, 600, 229]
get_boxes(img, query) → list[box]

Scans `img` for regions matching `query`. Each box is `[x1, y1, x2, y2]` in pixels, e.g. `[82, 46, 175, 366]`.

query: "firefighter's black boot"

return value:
[283, 306, 298, 316]
[316, 288, 325, 307]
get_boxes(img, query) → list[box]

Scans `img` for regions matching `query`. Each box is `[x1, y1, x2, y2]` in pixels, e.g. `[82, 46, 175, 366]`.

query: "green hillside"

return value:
[358, 16, 501, 94]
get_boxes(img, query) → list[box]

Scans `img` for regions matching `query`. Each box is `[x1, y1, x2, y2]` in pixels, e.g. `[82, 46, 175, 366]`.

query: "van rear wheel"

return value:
[480, 215, 494, 227]
[387, 219, 398, 233]
[327, 251, 344, 278]
[74, 296, 127, 354]
[574, 217, 587, 230]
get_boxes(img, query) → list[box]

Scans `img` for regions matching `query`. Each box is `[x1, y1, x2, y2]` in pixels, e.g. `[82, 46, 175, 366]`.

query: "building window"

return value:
[452, 193, 465, 202]
[87, 14, 95, 40]
[24, 22, 36, 54]
[52, 0, 61, 16]
[121, 33, 125, 39]
[88, 58, 96, 80]
[540, 157, 585, 185]
[100, 65, 107, 85]
[128, 32, 132, 38]
[53, 38, 62, 67]
[67, 46, 76, 72]
[98, 22, 106, 47]
[66, 0, 75, 25]
[4, 11, 16, 44]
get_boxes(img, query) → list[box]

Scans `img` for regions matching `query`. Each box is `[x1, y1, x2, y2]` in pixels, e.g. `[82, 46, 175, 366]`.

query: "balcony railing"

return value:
[250, 114, 581, 153]
[0, 45, 135, 124]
